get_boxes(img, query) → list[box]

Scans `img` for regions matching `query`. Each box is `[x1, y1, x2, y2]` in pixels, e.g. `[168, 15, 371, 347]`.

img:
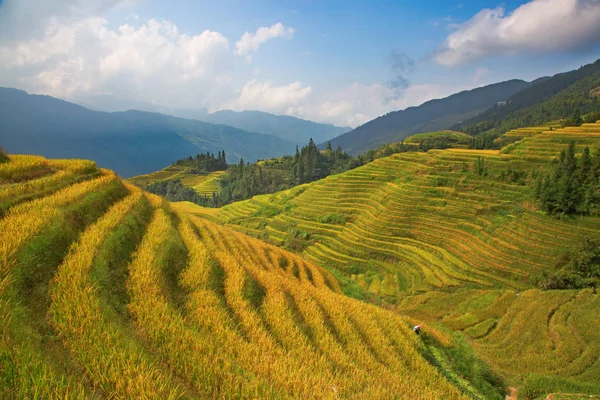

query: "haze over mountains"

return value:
[3, 60, 600, 179]
[77, 95, 350, 145]
[0, 88, 296, 178]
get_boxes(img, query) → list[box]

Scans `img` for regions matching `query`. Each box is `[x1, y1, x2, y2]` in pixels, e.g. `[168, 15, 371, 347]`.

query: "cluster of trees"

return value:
[145, 179, 211, 204]
[173, 151, 228, 173]
[213, 139, 359, 206]
[534, 238, 600, 292]
[535, 141, 600, 215]
[468, 134, 500, 150]
[144, 139, 365, 208]
[0, 146, 8, 163]
[292, 139, 355, 184]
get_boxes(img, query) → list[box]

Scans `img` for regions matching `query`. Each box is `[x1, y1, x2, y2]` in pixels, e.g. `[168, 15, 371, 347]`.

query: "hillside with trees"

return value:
[137, 132, 472, 208]
[456, 59, 600, 137]
[325, 79, 531, 154]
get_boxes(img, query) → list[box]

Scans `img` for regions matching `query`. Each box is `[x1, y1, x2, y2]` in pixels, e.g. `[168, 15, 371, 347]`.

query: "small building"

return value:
[497, 101, 507, 107]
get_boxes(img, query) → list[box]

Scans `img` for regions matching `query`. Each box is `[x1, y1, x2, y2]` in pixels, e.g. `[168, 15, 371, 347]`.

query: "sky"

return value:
[1, 0, 600, 128]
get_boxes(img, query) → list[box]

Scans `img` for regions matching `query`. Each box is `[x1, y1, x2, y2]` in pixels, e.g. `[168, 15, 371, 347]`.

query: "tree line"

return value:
[142, 136, 456, 208]
[533, 238, 599, 293]
[173, 151, 228, 173]
[0, 147, 8, 163]
[535, 141, 600, 215]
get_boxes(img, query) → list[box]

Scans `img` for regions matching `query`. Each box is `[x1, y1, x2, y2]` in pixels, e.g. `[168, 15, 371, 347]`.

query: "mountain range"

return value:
[77, 95, 350, 145]
[0, 88, 296, 178]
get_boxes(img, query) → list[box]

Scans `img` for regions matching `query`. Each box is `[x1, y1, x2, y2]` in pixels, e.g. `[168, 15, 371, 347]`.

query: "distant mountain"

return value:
[201, 110, 350, 145]
[77, 96, 349, 145]
[456, 59, 600, 135]
[324, 80, 531, 154]
[0, 88, 295, 178]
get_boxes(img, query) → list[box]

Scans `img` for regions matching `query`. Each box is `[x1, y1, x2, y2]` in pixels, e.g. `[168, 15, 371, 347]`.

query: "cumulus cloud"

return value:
[0, 0, 296, 109]
[0, 16, 233, 104]
[0, 0, 498, 128]
[435, 0, 600, 66]
[221, 79, 312, 115]
[234, 22, 294, 56]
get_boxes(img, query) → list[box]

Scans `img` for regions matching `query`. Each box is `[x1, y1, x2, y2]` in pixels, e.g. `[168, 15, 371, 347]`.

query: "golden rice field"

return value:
[0, 154, 478, 399]
[399, 287, 600, 398]
[209, 122, 600, 297]
[127, 165, 224, 196]
[179, 122, 600, 398]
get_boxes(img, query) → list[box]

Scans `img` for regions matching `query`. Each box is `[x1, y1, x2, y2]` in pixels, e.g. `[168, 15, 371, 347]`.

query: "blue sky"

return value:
[1, 0, 600, 127]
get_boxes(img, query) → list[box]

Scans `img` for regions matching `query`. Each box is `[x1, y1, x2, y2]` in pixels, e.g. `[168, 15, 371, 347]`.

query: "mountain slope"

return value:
[457, 59, 600, 135]
[202, 109, 350, 145]
[0, 152, 474, 399]
[326, 79, 531, 154]
[185, 122, 600, 397]
[0, 88, 295, 178]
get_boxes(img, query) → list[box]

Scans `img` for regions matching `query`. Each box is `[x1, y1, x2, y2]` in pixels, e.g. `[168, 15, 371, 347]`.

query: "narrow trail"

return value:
[506, 387, 518, 400]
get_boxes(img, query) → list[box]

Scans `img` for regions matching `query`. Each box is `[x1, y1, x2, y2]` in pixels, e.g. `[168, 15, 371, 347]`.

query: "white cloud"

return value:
[221, 79, 312, 114]
[0, 2, 298, 110]
[0, 15, 233, 103]
[435, 0, 600, 66]
[234, 22, 294, 56]
[0, 0, 508, 129]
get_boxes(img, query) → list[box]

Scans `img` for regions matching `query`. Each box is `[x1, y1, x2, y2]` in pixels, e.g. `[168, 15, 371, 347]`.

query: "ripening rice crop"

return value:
[206, 122, 600, 298]
[0, 152, 475, 399]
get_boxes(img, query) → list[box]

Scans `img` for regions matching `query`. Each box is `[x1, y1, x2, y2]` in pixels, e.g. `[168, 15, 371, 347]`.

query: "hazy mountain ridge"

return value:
[324, 79, 532, 154]
[0, 88, 296, 178]
[202, 110, 350, 145]
[76, 95, 350, 145]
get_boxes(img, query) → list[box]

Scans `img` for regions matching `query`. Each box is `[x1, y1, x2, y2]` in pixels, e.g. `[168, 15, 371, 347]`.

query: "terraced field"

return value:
[1, 153, 477, 399]
[209, 122, 600, 297]
[128, 165, 224, 196]
[399, 288, 600, 398]
[174, 122, 600, 398]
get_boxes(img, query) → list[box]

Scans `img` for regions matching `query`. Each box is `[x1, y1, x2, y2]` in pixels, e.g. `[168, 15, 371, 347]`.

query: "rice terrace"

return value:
[2, 0, 600, 399]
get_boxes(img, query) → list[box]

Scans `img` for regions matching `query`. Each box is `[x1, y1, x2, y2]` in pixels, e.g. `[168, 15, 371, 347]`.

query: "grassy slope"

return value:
[183, 124, 600, 398]
[128, 165, 225, 196]
[0, 153, 476, 399]
[403, 130, 472, 145]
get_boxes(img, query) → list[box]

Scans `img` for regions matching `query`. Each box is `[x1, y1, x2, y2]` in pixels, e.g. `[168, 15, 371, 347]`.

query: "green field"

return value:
[128, 165, 224, 196]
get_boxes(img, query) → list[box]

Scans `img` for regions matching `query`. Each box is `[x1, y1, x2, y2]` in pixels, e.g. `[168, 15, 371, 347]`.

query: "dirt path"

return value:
[506, 387, 518, 400]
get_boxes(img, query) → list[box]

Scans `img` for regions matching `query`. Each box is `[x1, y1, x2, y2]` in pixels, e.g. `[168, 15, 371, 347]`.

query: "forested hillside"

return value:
[457, 59, 600, 136]
[325, 79, 530, 154]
